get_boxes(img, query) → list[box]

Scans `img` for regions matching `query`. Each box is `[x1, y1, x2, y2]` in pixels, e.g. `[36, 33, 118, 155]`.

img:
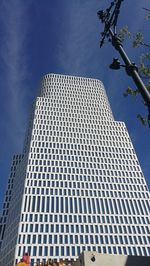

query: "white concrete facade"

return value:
[0, 74, 149, 266]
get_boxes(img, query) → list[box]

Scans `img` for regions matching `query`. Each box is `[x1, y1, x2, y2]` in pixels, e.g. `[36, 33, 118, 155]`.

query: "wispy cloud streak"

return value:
[55, 1, 100, 77]
[0, 0, 31, 149]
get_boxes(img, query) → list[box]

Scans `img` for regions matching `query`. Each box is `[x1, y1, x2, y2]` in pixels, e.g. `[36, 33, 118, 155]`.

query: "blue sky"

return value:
[0, 0, 149, 210]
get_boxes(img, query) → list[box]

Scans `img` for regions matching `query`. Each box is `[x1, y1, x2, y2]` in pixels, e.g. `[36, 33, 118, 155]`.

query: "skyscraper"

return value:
[0, 74, 149, 266]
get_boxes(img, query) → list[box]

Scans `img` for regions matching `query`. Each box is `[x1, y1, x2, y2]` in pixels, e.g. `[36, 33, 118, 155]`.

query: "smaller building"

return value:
[74, 251, 150, 266]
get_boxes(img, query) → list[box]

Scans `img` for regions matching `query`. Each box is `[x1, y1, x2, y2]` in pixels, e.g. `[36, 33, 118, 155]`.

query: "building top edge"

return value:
[42, 73, 103, 84]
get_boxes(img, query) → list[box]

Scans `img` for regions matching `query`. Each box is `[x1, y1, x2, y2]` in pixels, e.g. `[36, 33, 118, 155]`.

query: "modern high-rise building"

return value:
[0, 74, 149, 266]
